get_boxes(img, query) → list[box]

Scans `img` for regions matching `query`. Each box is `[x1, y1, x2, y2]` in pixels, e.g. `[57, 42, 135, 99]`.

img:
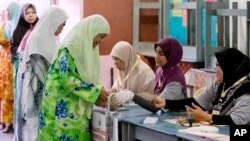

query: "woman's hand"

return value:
[152, 97, 166, 108]
[185, 103, 212, 123]
[108, 88, 118, 93]
[96, 88, 109, 108]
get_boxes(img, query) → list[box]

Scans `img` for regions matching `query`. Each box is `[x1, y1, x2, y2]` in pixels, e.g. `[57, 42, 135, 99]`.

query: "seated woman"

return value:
[153, 48, 250, 125]
[111, 37, 186, 111]
[154, 36, 187, 99]
[110, 41, 155, 94]
[109, 41, 156, 106]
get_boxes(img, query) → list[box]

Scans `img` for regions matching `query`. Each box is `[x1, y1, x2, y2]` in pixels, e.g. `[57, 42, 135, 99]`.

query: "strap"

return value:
[116, 59, 140, 91]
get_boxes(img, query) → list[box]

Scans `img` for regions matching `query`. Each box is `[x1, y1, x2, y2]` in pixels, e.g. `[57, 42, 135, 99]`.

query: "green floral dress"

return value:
[37, 48, 101, 141]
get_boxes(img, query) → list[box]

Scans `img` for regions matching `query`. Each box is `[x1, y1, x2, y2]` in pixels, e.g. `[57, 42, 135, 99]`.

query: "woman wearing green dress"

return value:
[37, 14, 110, 140]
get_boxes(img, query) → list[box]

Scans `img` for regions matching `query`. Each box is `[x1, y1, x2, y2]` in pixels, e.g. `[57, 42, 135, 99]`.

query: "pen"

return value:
[187, 114, 193, 127]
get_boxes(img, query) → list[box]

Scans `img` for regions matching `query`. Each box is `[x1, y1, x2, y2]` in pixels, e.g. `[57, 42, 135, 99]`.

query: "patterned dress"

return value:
[37, 48, 101, 141]
[18, 54, 50, 141]
[0, 23, 14, 124]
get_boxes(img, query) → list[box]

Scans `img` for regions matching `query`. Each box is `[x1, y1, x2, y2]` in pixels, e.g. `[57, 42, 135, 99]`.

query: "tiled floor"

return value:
[0, 132, 13, 141]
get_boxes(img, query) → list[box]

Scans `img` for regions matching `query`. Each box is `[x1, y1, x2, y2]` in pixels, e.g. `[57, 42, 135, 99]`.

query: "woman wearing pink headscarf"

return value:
[110, 41, 155, 94]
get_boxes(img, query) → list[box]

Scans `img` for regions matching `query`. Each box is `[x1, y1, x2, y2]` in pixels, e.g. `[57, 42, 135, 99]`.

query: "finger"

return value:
[156, 96, 162, 100]
[191, 103, 200, 109]
[185, 105, 194, 112]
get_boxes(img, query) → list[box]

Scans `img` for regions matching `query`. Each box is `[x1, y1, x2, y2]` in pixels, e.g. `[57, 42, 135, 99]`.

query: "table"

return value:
[121, 111, 229, 141]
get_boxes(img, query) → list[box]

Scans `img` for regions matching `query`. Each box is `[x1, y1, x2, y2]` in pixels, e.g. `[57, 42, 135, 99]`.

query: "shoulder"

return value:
[236, 94, 250, 101]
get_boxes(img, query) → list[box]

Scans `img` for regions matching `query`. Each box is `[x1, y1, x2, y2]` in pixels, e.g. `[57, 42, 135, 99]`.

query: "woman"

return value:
[154, 36, 187, 99]
[37, 14, 110, 141]
[11, 3, 39, 96]
[0, 1, 21, 133]
[154, 48, 250, 125]
[110, 41, 155, 94]
[10, 3, 38, 139]
[110, 37, 186, 108]
[18, 5, 68, 140]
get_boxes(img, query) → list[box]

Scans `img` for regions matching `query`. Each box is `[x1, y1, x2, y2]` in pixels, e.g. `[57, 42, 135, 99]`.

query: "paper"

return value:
[179, 130, 229, 141]
[143, 117, 158, 124]
[178, 126, 219, 133]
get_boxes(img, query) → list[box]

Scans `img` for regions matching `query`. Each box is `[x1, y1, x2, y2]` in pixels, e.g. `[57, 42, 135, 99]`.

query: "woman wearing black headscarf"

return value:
[11, 3, 38, 58]
[10, 3, 38, 135]
[153, 48, 250, 125]
[11, 3, 38, 98]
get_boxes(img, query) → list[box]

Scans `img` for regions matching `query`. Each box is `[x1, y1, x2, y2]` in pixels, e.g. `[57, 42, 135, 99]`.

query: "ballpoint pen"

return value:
[187, 114, 193, 127]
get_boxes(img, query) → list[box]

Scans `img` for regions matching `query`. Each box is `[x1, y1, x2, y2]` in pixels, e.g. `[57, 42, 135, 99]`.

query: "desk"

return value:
[114, 104, 152, 121]
[92, 105, 152, 141]
[121, 111, 229, 141]
[185, 68, 216, 96]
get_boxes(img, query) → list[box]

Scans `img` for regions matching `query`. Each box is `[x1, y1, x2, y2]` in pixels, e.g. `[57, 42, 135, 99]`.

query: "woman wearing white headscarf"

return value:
[37, 14, 110, 140]
[110, 41, 155, 94]
[18, 5, 68, 140]
[0, 1, 21, 133]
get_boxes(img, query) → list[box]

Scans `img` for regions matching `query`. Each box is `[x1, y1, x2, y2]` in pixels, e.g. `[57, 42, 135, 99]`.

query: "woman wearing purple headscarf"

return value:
[154, 36, 187, 99]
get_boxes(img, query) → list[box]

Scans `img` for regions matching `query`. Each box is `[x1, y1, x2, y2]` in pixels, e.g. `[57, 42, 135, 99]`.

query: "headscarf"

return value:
[20, 5, 68, 74]
[214, 48, 250, 112]
[58, 14, 110, 84]
[110, 41, 155, 93]
[215, 48, 250, 90]
[16, 27, 33, 53]
[56, 14, 110, 119]
[11, 3, 39, 56]
[154, 36, 187, 95]
[3, 1, 21, 39]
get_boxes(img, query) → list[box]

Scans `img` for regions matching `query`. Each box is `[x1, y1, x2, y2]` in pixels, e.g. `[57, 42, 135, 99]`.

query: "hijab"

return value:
[154, 37, 187, 95]
[215, 48, 250, 89]
[11, 3, 39, 55]
[56, 14, 110, 119]
[20, 5, 68, 74]
[110, 41, 137, 74]
[110, 41, 155, 93]
[214, 48, 250, 112]
[58, 14, 110, 84]
[3, 1, 21, 39]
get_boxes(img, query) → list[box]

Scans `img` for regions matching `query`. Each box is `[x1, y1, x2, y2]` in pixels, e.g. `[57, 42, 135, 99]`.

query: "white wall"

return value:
[57, 0, 83, 41]
[99, 55, 118, 90]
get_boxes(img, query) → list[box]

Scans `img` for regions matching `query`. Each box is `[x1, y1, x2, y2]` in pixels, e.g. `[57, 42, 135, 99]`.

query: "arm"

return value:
[153, 97, 204, 112]
[57, 48, 101, 104]
[160, 82, 185, 100]
[222, 94, 250, 125]
[186, 103, 234, 125]
[194, 82, 218, 110]
[165, 98, 203, 111]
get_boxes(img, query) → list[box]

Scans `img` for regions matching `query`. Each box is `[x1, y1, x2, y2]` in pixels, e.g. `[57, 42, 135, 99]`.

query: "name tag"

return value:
[212, 110, 220, 115]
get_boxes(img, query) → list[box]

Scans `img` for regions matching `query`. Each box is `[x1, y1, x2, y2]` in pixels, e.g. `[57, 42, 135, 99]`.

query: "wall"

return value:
[99, 55, 118, 89]
[84, 0, 159, 55]
[84, 0, 159, 88]
[57, 0, 83, 41]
